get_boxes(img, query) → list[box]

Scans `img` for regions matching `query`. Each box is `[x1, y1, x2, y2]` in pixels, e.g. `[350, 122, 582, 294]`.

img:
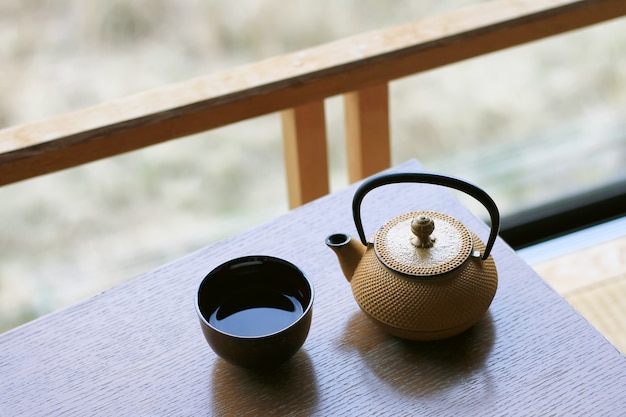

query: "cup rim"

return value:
[195, 255, 314, 339]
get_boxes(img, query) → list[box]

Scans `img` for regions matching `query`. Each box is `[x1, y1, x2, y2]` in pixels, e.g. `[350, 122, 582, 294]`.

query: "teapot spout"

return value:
[325, 233, 366, 283]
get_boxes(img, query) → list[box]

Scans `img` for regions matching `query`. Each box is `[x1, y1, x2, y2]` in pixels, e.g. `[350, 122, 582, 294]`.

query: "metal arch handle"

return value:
[352, 172, 500, 261]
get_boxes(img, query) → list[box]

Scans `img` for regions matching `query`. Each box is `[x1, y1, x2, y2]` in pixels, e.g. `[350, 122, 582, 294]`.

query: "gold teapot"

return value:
[326, 172, 499, 341]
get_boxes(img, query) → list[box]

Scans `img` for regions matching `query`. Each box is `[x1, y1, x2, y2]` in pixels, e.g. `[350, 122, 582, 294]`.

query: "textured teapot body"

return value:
[349, 229, 497, 341]
[327, 172, 501, 341]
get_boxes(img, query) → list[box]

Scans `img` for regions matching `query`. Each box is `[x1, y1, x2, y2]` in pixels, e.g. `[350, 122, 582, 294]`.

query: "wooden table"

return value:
[1, 160, 624, 416]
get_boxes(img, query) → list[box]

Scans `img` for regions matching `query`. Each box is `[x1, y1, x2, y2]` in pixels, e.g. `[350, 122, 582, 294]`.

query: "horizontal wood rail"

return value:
[1, 0, 625, 207]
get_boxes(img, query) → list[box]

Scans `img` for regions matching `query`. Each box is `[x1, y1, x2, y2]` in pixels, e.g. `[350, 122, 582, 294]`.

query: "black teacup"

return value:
[196, 256, 314, 369]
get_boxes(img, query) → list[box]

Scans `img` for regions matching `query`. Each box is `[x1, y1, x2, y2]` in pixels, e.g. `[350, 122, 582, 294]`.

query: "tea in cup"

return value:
[196, 256, 314, 369]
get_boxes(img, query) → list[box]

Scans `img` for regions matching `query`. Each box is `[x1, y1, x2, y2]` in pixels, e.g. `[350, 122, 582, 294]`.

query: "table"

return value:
[1, 160, 624, 416]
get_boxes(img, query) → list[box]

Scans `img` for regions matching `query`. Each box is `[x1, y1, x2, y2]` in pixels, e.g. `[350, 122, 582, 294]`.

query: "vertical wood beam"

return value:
[344, 83, 391, 183]
[281, 101, 329, 208]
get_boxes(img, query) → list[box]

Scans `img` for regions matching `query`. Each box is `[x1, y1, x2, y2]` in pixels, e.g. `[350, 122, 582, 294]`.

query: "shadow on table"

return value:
[341, 311, 496, 398]
[211, 350, 318, 415]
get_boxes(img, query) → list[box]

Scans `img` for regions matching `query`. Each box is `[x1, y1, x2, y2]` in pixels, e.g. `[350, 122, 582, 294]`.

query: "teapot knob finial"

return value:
[410, 215, 436, 248]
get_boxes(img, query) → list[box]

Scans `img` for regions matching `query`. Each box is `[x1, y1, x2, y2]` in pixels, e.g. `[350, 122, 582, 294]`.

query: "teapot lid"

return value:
[374, 211, 474, 278]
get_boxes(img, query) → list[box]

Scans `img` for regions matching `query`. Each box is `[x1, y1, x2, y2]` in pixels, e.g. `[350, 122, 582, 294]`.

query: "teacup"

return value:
[196, 256, 314, 369]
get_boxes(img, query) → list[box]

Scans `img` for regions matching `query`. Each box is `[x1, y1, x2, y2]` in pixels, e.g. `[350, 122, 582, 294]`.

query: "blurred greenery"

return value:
[1, 1, 625, 332]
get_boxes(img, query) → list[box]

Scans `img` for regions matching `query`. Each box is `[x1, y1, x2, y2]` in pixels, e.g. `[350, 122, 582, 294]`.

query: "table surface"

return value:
[1, 160, 624, 416]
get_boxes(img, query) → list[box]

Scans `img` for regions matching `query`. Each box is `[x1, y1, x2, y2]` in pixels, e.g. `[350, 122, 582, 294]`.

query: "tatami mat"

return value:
[529, 234, 626, 355]
[566, 274, 626, 353]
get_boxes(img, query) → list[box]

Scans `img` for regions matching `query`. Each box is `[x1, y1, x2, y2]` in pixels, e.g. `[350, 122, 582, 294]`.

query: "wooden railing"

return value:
[1, 0, 624, 208]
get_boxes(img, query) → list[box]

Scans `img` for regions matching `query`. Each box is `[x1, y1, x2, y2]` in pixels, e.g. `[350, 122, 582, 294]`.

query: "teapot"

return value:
[326, 172, 499, 341]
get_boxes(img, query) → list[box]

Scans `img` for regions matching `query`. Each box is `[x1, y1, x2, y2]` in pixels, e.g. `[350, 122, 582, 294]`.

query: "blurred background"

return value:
[1, 0, 625, 332]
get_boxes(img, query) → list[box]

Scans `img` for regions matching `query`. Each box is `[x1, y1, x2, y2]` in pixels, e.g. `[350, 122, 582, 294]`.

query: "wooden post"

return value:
[281, 101, 330, 208]
[344, 83, 391, 183]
